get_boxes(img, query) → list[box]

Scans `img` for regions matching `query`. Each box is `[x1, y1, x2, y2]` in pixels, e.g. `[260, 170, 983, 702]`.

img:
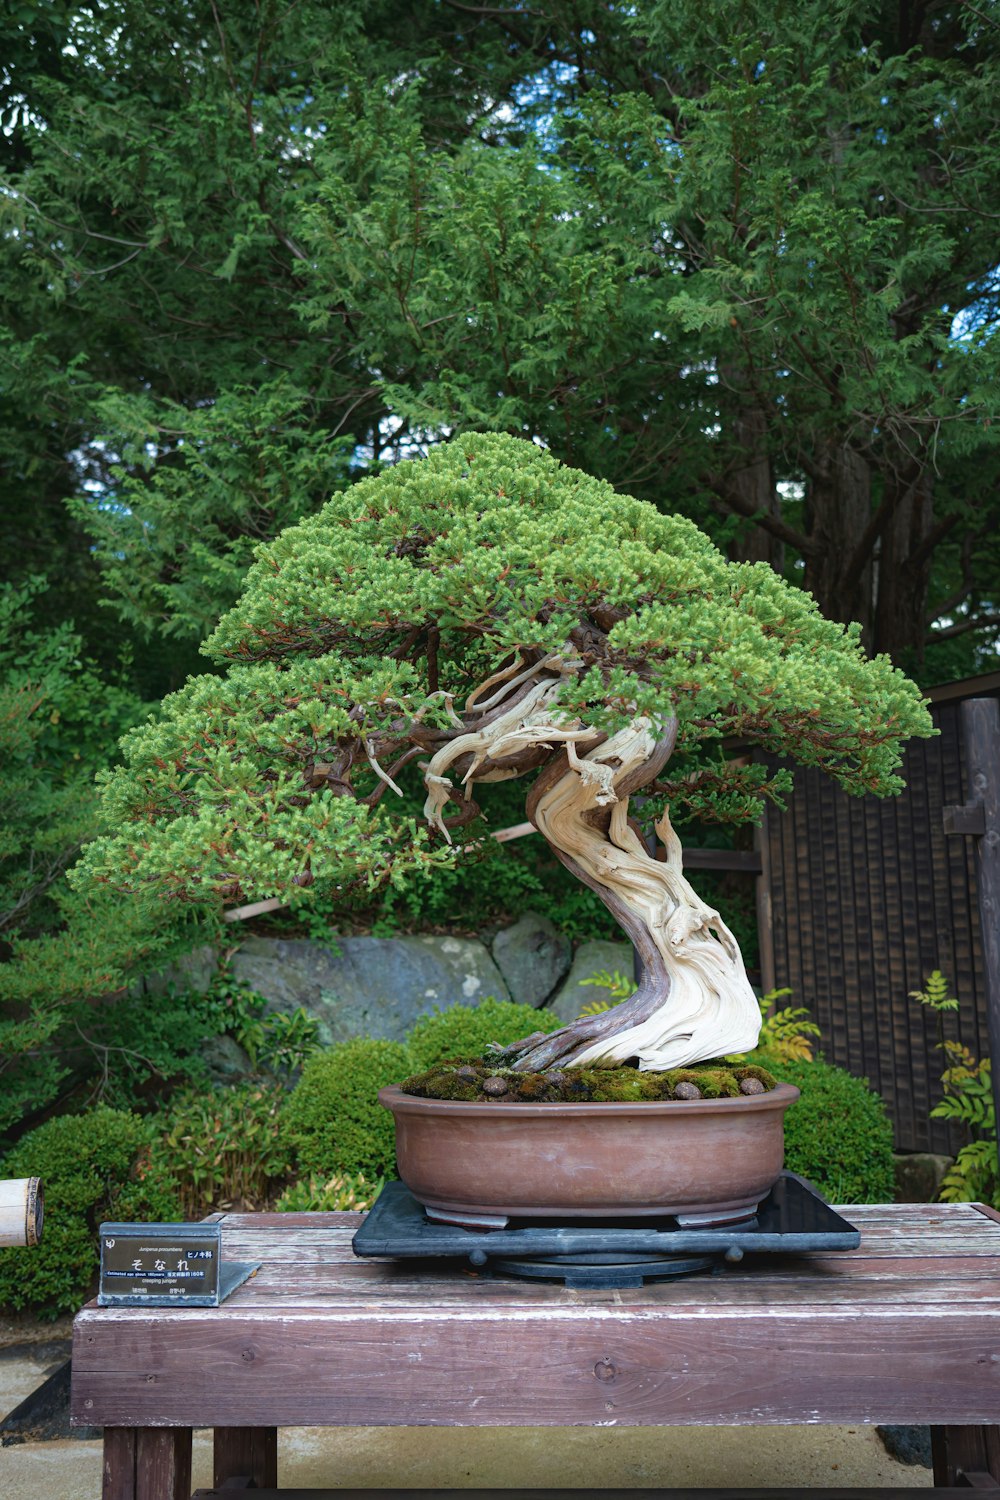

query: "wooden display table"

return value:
[71, 1202, 1000, 1499]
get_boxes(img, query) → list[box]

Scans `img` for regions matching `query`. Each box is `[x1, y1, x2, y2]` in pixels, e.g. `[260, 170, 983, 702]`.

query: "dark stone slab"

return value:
[877, 1424, 933, 1467]
[230, 934, 512, 1044]
[1, 1358, 100, 1444]
[491, 913, 570, 1007]
[548, 939, 634, 1023]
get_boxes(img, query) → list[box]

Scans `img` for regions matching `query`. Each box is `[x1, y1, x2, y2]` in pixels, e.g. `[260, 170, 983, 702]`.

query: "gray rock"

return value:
[876, 1425, 932, 1467]
[893, 1152, 954, 1204]
[230, 934, 511, 1046]
[548, 939, 635, 1024]
[491, 914, 571, 1008]
[135, 943, 218, 998]
[200, 1033, 254, 1083]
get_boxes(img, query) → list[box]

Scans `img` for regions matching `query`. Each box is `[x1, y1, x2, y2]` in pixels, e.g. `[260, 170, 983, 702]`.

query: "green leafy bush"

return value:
[760, 1053, 896, 1203]
[141, 1082, 291, 1219]
[0, 1106, 181, 1317]
[281, 1038, 415, 1180]
[64, 982, 231, 1115]
[276, 1171, 385, 1212]
[910, 970, 999, 1206]
[407, 998, 563, 1072]
[208, 972, 321, 1081]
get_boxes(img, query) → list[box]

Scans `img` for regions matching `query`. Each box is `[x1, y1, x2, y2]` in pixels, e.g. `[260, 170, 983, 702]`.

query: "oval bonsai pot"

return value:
[379, 1081, 799, 1223]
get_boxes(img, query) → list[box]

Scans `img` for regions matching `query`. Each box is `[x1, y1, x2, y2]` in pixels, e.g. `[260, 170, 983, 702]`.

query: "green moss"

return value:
[399, 1059, 778, 1103]
[406, 999, 563, 1072]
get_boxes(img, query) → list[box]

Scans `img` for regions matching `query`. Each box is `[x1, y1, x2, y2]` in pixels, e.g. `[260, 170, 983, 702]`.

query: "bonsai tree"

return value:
[74, 434, 933, 1072]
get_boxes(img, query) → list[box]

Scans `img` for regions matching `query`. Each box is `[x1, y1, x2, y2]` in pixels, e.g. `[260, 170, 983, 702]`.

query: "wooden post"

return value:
[931, 1422, 1000, 1486]
[213, 1426, 278, 1490]
[944, 697, 1000, 1134]
[755, 814, 777, 996]
[102, 1426, 192, 1500]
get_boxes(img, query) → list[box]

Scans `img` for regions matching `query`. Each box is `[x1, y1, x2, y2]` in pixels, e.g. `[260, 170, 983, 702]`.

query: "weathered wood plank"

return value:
[74, 1248, 1000, 1322]
[73, 1303, 1000, 1428]
[233, 1260, 1000, 1294]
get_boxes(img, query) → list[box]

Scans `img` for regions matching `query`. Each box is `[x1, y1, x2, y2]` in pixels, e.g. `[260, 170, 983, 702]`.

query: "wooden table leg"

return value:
[103, 1426, 193, 1500]
[213, 1425, 278, 1489]
[931, 1425, 1000, 1487]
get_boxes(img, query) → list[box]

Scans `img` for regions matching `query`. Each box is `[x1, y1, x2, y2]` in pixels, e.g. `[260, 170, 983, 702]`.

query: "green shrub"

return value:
[141, 1082, 291, 1219]
[0, 1106, 181, 1317]
[208, 973, 322, 1082]
[281, 1038, 414, 1179]
[407, 998, 563, 1071]
[759, 1053, 896, 1203]
[276, 1171, 385, 1212]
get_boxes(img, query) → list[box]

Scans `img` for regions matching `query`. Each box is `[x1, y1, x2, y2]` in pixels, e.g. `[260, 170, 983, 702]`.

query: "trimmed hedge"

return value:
[281, 1037, 414, 1179]
[760, 1052, 896, 1203]
[0, 1106, 181, 1317]
[407, 998, 562, 1071]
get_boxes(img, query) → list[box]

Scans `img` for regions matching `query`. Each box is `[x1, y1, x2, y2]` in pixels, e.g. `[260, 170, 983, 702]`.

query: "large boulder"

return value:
[548, 939, 635, 1024]
[137, 943, 217, 997]
[229, 934, 512, 1045]
[892, 1152, 954, 1204]
[491, 913, 571, 1007]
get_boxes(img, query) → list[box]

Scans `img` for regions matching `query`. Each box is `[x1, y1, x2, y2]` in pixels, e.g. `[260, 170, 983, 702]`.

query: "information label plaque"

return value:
[98, 1222, 259, 1307]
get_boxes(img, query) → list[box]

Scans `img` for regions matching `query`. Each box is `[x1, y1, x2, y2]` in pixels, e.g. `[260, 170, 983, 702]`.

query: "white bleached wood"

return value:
[529, 719, 761, 1067]
[420, 666, 761, 1068]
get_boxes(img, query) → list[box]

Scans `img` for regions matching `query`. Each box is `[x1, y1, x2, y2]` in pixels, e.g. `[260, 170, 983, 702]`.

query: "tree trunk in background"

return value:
[803, 441, 875, 647]
[721, 382, 785, 575]
[874, 469, 934, 663]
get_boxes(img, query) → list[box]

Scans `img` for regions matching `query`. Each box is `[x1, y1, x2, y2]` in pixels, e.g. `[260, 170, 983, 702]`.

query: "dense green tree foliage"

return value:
[3, 1, 997, 669]
[0, 0, 994, 1122]
[75, 435, 933, 908]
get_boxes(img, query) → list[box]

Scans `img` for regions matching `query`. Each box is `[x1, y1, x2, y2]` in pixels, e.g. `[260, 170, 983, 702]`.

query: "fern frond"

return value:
[910, 970, 959, 1012]
[578, 968, 635, 1003]
[939, 1139, 999, 1203]
[577, 998, 614, 1018]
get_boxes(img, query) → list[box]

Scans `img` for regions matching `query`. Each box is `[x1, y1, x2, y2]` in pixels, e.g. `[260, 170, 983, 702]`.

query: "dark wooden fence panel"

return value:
[759, 680, 997, 1154]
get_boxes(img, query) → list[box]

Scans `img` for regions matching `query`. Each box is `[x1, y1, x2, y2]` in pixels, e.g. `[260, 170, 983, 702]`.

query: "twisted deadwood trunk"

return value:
[417, 655, 762, 1071]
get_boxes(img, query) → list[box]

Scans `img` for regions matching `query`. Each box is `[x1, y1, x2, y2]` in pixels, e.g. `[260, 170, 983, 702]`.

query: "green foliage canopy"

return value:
[3, 2, 997, 669]
[74, 435, 933, 909]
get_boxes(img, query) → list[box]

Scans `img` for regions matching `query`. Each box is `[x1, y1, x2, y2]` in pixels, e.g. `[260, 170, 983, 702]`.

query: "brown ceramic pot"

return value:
[379, 1081, 799, 1225]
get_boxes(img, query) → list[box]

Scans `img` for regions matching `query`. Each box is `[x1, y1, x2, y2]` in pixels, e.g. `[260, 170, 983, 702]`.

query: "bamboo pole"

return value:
[0, 1177, 43, 1247]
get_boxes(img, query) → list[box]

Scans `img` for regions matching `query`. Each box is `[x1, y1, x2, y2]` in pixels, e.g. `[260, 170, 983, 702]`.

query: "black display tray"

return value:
[352, 1173, 859, 1287]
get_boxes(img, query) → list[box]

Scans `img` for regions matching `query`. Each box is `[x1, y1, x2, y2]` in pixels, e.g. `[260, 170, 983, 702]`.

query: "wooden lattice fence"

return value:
[756, 672, 1000, 1153]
